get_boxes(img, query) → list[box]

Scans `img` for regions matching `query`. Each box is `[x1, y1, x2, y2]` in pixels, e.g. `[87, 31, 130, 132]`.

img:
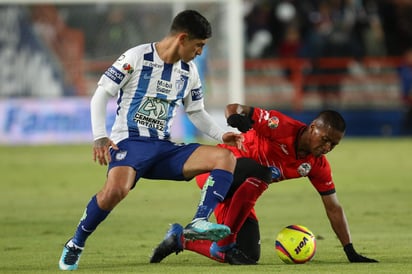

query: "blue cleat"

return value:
[150, 223, 184, 263]
[210, 242, 235, 261]
[210, 242, 256, 265]
[183, 219, 230, 242]
[58, 239, 84, 270]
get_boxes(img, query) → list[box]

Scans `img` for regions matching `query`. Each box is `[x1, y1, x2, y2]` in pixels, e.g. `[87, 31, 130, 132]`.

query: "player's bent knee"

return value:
[97, 186, 130, 210]
[215, 148, 236, 169]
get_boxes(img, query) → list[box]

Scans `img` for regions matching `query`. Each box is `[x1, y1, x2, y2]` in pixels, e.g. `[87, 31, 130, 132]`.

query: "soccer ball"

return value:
[275, 225, 316, 264]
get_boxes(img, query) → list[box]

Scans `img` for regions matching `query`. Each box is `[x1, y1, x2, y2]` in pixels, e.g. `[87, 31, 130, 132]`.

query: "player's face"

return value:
[179, 35, 208, 62]
[309, 123, 344, 157]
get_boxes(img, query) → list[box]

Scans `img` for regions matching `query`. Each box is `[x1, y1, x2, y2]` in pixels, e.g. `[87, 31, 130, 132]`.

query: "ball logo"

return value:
[268, 116, 279, 129]
[294, 236, 309, 255]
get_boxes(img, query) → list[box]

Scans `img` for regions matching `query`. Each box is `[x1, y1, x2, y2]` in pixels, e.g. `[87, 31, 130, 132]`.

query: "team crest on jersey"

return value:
[297, 163, 311, 176]
[115, 150, 128, 161]
[122, 63, 134, 74]
[175, 77, 186, 92]
[268, 116, 279, 129]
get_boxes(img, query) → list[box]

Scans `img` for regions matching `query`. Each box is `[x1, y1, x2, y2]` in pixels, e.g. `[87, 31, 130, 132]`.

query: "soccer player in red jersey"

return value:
[150, 103, 378, 264]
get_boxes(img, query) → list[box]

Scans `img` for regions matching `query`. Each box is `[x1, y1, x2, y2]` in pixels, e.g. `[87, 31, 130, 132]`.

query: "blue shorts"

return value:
[109, 136, 200, 185]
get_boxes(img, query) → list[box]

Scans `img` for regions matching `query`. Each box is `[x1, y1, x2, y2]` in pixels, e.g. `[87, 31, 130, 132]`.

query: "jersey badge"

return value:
[297, 163, 311, 177]
[176, 77, 186, 92]
[268, 116, 279, 129]
[122, 63, 134, 74]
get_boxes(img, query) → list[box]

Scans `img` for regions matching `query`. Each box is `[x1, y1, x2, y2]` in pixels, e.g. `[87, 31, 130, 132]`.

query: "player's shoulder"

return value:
[118, 43, 153, 61]
[311, 154, 331, 170]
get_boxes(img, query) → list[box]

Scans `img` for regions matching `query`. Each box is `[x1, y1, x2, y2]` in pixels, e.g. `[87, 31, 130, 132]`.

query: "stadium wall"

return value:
[0, 98, 406, 146]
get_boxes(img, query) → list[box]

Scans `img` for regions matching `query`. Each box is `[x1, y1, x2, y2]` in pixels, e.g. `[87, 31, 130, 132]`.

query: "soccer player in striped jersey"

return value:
[59, 10, 243, 271]
[151, 104, 378, 264]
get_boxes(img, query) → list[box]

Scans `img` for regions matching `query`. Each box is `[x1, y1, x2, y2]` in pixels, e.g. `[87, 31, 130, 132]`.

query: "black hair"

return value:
[316, 110, 346, 132]
[170, 10, 212, 39]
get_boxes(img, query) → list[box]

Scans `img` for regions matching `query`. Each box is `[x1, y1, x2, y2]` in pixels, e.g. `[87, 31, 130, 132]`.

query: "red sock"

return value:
[184, 240, 224, 262]
[217, 177, 268, 247]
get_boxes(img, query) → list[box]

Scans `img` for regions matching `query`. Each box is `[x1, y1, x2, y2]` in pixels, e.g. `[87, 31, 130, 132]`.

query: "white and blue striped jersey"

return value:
[98, 43, 204, 143]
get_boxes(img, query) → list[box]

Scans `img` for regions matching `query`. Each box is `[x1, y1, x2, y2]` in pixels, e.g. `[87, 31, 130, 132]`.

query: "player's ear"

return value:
[309, 123, 316, 134]
[178, 33, 189, 44]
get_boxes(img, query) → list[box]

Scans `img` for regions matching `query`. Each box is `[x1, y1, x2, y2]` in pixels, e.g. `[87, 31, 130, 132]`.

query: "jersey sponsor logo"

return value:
[268, 116, 279, 129]
[122, 63, 134, 74]
[280, 144, 289, 155]
[134, 97, 168, 130]
[156, 80, 172, 94]
[104, 66, 125, 84]
[173, 67, 190, 76]
[191, 88, 203, 101]
[117, 54, 125, 61]
[257, 109, 270, 123]
[143, 60, 163, 68]
[269, 166, 281, 180]
[297, 163, 311, 177]
[115, 150, 128, 161]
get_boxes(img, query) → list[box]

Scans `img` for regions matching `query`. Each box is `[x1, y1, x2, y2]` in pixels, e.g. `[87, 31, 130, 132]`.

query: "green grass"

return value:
[0, 138, 411, 273]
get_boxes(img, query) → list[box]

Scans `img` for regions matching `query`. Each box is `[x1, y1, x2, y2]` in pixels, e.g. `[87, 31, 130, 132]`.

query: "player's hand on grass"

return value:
[344, 243, 378, 263]
[93, 137, 119, 165]
[227, 114, 253, 133]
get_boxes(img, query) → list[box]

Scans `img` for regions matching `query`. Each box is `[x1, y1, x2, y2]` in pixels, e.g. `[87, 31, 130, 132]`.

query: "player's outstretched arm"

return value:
[321, 193, 378, 263]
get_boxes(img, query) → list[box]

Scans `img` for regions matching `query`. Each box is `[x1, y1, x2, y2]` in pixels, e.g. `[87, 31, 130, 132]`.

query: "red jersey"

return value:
[219, 107, 335, 195]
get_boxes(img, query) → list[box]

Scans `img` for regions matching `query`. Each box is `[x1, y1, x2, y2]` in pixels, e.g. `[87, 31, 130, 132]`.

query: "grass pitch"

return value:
[0, 138, 411, 273]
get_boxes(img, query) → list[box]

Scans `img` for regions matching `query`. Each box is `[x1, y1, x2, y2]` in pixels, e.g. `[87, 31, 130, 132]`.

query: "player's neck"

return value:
[296, 127, 310, 159]
[155, 37, 180, 64]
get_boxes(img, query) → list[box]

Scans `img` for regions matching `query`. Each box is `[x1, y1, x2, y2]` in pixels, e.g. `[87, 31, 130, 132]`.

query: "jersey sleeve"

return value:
[97, 49, 137, 96]
[308, 156, 336, 195]
[250, 107, 296, 138]
[183, 62, 205, 112]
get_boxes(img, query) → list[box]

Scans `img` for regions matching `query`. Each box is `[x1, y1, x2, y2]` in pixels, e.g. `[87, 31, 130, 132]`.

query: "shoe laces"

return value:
[63, 244, 82, 265]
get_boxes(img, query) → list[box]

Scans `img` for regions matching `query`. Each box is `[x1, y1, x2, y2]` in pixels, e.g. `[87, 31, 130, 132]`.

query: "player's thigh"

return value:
[144, 143, 200, 180]
[105, 166, 137, 192]
[183, 145, 235, 178]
